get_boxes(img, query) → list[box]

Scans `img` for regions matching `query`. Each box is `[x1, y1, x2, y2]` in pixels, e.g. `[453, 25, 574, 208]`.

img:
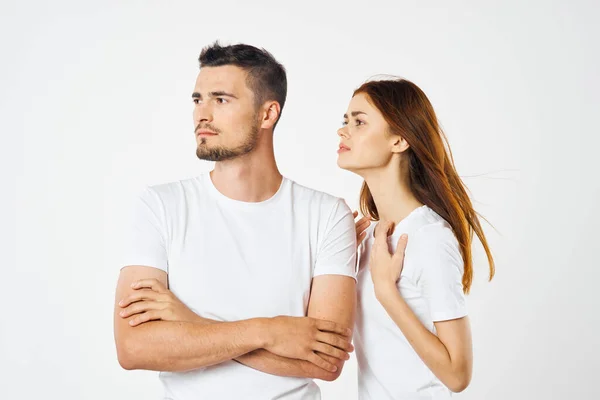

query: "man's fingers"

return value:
[119, 289, 162, 307]
[316, 331, 354, 352]
[316, 319, 352, 337]
[119, 300, 163, 318]
[131, 278, 168, 293]
[128, 310, 162, 326]
[313, 342, 349, 361]
[307, 352, 338, 373]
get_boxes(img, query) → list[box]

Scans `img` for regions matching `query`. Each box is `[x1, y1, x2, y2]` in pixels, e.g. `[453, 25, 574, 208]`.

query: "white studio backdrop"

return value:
[2, 0, 599, 399]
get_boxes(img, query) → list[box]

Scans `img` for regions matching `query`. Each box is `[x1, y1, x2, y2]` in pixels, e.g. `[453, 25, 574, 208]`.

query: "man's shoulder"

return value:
[140, 174, 207, 207]
[147, 174, 205, 195]
[286, 178, 348, 211]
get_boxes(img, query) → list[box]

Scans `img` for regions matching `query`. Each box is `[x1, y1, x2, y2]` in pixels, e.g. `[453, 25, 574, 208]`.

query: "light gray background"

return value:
[3, 0, 599, 399]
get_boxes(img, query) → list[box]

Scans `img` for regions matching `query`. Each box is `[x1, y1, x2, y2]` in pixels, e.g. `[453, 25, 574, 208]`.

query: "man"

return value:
[113, 42, 357, 399]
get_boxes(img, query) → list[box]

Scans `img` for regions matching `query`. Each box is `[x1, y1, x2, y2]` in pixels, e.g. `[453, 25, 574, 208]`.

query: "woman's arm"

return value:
[374, 283, 473, 393]
[369, 222, 473, 393]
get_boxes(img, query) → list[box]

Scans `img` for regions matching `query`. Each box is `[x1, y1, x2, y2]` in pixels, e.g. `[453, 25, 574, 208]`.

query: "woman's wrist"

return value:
[373, 280, 400, 303]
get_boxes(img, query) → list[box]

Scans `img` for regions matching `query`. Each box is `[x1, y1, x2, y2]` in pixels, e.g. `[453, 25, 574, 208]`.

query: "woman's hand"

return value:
[369, 220, 408, 292]
[353, 210, 371, 248]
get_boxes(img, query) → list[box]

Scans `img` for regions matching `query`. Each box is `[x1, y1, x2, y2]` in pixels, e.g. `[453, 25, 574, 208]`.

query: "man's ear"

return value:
[260, 101, 281, 130]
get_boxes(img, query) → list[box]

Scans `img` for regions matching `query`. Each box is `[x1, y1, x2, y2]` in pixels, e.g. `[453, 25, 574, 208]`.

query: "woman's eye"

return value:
[341, 120, 348, 126]
[355, 119, 364, 126]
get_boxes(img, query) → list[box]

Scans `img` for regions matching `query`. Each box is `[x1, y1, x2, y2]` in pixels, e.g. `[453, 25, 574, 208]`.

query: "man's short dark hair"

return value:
[199, 42, 287, 123]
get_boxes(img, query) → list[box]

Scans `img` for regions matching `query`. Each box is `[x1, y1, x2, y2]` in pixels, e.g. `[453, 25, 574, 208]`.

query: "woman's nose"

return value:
[338, 127, 349, 138]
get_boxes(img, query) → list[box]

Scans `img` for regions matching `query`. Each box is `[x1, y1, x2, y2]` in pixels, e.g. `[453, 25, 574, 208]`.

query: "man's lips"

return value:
[196, 129, 218, 137]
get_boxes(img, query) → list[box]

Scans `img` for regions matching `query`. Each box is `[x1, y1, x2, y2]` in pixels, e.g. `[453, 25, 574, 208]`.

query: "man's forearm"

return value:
[195, 316, 338, 380]
[235, 349, 340, 381]
[117, 318, 266, 372]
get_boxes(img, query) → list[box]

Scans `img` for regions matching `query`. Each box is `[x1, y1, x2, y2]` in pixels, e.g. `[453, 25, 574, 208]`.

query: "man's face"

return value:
[192, 65, 260, 161]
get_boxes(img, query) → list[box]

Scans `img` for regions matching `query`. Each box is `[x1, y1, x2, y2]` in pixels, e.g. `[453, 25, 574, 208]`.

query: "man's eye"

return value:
[193, 99, 199, 104]
[216, 98, 227, 104]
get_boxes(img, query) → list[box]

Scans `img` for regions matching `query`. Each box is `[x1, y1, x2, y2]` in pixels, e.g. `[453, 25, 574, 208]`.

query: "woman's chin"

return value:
[337, 159, 358, 173]
[336, 158, 349, 170]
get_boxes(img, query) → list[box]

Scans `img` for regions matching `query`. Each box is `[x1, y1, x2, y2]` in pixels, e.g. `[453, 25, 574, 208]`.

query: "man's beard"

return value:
[196, 124, 259, 162]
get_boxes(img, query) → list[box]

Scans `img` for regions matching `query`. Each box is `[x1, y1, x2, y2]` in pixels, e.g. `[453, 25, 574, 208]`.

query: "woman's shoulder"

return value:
[406, 207, 461, 259]
[388, 206, 453, 242]
[414, 206, 455, 235]
[364, 205, 458, 250]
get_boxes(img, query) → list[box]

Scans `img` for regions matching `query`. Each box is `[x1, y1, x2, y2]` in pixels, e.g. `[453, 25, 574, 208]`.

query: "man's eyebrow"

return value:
[191, 91, 238, 99]
[210, 91, 238, 99]
[343, 111, 367, 118]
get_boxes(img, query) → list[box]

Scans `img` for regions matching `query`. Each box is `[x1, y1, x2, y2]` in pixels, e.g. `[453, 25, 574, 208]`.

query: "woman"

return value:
[337, 78, 495, 399]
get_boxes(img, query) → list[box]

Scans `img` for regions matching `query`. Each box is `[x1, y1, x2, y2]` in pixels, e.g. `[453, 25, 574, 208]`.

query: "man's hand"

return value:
[118, 279, 200, 326]
[118, 278, 354, 373]
[264, 316, 354, 372]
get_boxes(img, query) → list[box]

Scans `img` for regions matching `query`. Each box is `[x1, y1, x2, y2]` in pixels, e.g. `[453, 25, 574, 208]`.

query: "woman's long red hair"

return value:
[356, 79, 494, 293]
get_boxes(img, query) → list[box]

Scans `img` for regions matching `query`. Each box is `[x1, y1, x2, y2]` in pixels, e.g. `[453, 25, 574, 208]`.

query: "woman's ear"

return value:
[260, 101, 281, 130]
[391, 136, 410, 153]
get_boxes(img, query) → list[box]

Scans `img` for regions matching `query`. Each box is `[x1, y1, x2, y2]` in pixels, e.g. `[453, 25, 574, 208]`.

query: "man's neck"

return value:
[210, 150, 282, 203]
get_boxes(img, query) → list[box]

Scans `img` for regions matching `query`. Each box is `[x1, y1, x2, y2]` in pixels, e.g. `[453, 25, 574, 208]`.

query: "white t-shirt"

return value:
[121, 172, 357, 400]
[354, 205, 467, 400]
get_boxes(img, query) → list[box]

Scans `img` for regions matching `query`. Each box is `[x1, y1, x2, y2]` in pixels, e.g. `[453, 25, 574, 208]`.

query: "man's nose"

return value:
[194, 102, 213, 125]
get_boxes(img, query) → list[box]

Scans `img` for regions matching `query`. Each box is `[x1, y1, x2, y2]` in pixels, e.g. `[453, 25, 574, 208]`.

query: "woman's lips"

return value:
[338, 144, 351, 153]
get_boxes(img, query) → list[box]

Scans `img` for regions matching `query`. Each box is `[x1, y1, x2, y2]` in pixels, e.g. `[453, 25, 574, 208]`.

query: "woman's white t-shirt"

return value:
[355, 205, 467, 400]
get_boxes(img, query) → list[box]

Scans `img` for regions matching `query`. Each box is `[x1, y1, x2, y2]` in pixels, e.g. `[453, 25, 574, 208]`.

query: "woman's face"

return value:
[337, 93, 399, 174]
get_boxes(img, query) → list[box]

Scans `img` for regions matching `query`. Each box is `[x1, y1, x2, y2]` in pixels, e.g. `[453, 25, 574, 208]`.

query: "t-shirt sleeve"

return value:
[411, 225, 467, 322]
[120, 187, 169, 273]
[313, 198, 357, 280]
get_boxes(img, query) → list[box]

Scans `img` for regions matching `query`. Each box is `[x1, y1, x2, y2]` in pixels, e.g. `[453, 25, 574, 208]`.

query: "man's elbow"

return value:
[319, 370, 342, 382]
[116, 335, 142, 370]
[117, 352, 137, 371]
[316, 361, 345, 382]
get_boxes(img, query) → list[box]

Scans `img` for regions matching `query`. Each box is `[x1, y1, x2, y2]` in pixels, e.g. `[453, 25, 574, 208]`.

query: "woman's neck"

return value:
[362, 164, 423, 225]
